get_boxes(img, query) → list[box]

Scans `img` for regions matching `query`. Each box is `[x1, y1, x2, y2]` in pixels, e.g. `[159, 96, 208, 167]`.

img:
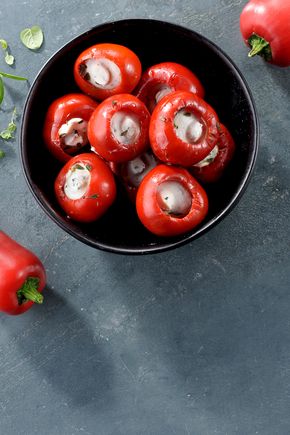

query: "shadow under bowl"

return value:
[20, 19, 259, 255]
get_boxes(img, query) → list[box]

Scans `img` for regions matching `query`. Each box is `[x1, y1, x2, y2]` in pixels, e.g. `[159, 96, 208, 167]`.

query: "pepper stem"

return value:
[17, 277, 43, 305]
[248, 34, 272, 61]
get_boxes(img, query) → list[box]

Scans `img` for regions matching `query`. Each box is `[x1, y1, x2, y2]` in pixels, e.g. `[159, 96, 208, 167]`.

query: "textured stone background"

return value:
[0, 1, 290, 434]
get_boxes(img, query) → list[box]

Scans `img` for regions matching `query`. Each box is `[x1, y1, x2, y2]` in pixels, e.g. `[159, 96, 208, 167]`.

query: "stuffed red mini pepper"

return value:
[88, 94, 150, 162]
[74, 43, 142, 100]
[149, 91, 220, 167]
[191, 124, 235, 183]
[135, 62, 204, 112]
[136, 165, 208, 237]
[43, 93, 98, 162]
[109, 150, 158, 201]
[0, 231, 46, 315]
[55, 153, 116, 222]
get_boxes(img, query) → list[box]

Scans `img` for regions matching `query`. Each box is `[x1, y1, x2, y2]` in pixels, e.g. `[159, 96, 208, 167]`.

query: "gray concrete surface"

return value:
[0, 1, 290, 434]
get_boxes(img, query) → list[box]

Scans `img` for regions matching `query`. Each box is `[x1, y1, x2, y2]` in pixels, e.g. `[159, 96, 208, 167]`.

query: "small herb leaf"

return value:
[0, 150, 5, 159]
[0, 39, 8, 50]
[86, 164, 92, 171]
[87, 194, 99, 199]
[20, 26, 44, 50]
[0, 76, 4, 105]
[74, 164, 84, 170]
[5, 52, 14, 66]
[0, 108, 17, 140]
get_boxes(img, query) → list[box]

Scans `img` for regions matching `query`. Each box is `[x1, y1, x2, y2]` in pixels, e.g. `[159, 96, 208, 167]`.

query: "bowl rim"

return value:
[20, 18, 259, 255]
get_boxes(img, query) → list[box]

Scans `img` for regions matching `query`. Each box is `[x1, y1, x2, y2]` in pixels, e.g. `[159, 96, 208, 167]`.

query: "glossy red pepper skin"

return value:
[240, 0, 290, 67]
[191, 124, 235, 183]
[88, 94, 150, 163]
[43, 93, 98, 163]
[0, 231, 46, 315]
[149, 91, 220, 167]
[74, 43, 142, 100]
[136, 165, 208, 237]
[135, 62, 204, 112]
[55, 153, 116, 223]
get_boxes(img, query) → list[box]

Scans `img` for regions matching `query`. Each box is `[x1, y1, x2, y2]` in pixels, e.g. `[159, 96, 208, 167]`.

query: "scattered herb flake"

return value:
[0, 108, 17, 140]
[120, 129, 129, 136]
[87, 194, 99, 199]
[0, 39, 14, 66]
[0, 39, 8, 50]
[0, 150, 5, 159]
[74, 164, 84, 170]
[5, 52, 14, 66]
[86, 164, 92, 171]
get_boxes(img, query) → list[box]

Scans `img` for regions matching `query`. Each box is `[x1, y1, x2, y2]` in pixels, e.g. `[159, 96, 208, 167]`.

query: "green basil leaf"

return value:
[20, 26, 44, 50]
[0, 76, 4, 105]
[4, 52, 14, 66]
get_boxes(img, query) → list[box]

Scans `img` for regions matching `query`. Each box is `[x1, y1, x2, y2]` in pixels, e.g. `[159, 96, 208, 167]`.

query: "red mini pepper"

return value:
[190, 124, 235, 183]
[134, 62, 204, 113]
[240, 0, 290, 67]
[88, 94, 150, 163]
[149, 91, 220, 167]
[136, 165, 208, 237]
[0, 231, 46, 315]
[43, 93, 98, 163]
[55, 153, 116, 223]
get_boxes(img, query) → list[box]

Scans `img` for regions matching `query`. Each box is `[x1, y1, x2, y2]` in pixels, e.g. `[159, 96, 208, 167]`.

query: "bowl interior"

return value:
[21, 19, 258, 254]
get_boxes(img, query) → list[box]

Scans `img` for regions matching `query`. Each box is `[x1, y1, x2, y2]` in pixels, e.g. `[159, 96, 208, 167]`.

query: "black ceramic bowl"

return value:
[21, 19, 258, 254]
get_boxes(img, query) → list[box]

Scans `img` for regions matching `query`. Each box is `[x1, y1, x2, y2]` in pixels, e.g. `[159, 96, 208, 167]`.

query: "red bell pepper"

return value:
[240, 0, 290, 67]
[0, 231, 46, 315]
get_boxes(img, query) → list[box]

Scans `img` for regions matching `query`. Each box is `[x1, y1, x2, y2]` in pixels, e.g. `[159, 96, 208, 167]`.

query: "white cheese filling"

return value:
[58, 118, 88, 148]
[157, 181, 192, 217]
[155, 85, 172, 104]
[125, 152, 157, 187]
[193, 145, 219, 168]
[82, 58, 121, 90]
[111, 111, 141, 145]
[64, 163, 91, 200]
[148, 85, 172, 112]
[174, 109, 204, 143]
